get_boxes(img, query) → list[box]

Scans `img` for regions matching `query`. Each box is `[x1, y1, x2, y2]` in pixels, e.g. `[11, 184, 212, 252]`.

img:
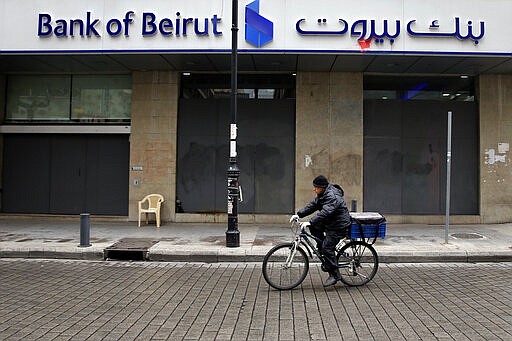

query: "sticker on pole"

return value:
[230, 141, 237, 157]
[230, 124, 237, 139]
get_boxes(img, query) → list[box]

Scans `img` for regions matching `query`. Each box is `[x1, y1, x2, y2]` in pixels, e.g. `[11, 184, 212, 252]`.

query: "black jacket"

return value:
[297, 184, 351, 231]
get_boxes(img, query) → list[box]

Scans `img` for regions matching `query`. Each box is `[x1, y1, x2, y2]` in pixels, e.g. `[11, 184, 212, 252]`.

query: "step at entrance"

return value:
[104, 238, 158, 261]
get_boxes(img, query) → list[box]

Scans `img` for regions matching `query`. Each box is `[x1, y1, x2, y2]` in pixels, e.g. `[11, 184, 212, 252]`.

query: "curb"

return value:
[1, 249, 512, 263]
[0, 250, 104, 260]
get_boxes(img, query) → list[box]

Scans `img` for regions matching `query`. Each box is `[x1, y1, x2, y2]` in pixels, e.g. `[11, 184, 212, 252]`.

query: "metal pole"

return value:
[79, 213, 91, 247]
[445, 111, 452, 244]
[351, 200, 357, 212]
[226, 0, 240, 247]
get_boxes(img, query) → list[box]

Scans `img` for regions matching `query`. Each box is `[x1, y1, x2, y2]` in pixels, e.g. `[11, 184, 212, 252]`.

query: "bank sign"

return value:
[0, 0, 510, 55]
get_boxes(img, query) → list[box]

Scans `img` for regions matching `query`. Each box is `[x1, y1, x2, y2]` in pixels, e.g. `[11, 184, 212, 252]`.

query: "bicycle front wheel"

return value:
[337, 240, 378, 286]
[262, 242, 309, 290]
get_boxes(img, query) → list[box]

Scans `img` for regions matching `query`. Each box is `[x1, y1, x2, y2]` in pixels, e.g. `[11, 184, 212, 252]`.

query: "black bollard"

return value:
[351, 200, 357, 212]
[79, 213, 91, 247]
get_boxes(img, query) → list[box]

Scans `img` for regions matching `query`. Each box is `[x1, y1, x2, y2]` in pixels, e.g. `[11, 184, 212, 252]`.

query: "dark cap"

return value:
[313, 175, 329, 188]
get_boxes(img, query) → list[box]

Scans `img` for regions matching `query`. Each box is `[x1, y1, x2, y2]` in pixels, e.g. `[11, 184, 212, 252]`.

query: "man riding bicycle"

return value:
[290, 175, 351, 287]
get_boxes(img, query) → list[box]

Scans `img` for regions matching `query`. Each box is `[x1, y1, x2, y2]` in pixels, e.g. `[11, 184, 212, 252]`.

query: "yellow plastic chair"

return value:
[138, 194, 164, 228]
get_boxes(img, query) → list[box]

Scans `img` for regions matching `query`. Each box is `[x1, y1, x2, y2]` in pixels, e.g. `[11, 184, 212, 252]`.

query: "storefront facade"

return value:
[0, 0, 511, 224]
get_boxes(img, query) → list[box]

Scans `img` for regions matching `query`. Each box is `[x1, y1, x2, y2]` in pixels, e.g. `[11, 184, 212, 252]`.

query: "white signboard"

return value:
[0, 0, 509, 55]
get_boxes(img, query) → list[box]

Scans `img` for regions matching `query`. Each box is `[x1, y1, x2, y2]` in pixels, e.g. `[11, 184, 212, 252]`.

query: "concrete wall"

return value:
[479, 74, 512, 223]
[129, 71, 179, 223]
[295, 72, 363, 212]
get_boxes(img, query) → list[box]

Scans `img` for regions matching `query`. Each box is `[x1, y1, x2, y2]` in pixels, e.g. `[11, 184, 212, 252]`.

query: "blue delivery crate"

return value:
[350, 221, 386, 239]
[349, 212, 387, 240]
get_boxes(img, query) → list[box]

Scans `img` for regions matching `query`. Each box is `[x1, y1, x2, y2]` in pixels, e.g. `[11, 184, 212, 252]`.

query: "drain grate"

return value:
[450, 232, 485, 240]
[104, 238, 158, 261]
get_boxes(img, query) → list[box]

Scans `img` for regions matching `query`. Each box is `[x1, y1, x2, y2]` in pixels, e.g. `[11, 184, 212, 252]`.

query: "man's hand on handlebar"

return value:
[289, 215, 311, 229]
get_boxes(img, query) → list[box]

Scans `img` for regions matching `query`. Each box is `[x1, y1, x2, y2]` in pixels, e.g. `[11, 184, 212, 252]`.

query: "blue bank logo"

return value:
[245, 0, 273, 47]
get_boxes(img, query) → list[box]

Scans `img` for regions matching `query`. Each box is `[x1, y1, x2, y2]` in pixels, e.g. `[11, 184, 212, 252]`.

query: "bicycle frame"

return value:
[291, 222, 352, 270]
[289, 223, 319, 253]
[284, 227, 311, 267]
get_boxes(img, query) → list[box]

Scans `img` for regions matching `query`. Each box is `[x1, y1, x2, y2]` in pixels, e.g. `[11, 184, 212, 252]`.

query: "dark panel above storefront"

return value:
[1, 53, 511, 75]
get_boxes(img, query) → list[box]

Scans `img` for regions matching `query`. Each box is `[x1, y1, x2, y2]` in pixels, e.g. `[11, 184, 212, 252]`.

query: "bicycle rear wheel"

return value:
[262, 242, 309, 290]
[337, 240, 378, 286]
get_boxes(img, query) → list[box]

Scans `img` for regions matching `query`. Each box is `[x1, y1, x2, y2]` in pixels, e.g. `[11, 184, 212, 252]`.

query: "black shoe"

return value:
[323, 276, 337, 287]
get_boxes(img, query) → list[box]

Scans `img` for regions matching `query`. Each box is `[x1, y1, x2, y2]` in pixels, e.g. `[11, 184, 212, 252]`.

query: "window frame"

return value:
[4, 74, 132, 124]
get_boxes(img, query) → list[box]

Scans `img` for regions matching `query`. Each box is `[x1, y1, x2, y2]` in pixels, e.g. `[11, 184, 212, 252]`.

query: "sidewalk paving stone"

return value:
[0, 217, 510, 262]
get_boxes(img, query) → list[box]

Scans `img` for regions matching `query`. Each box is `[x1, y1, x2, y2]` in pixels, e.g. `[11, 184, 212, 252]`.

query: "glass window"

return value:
[180, 74, 296, 100]
[257, 89, 275, 99]
[364, 75, 474, 102]
[6, 76, 71, 121]
[5, 75, 131, 123]
[71, 75, 132, 122]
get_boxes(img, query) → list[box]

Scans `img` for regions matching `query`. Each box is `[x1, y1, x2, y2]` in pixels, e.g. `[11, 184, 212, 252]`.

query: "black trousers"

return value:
[310, 224, 348, 278]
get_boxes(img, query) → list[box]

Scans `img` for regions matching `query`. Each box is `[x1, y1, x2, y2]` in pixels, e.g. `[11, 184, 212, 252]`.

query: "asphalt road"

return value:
[0, 259, 511, 341]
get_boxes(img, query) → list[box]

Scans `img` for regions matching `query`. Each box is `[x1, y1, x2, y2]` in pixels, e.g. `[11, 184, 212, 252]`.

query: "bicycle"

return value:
[262, 213, 386, 290]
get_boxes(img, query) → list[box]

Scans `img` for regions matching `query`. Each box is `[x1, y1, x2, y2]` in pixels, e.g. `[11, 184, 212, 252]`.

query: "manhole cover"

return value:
[450, 232, 485, 239]
[104, 238, 158, 261]
[106, 238, 158, 250]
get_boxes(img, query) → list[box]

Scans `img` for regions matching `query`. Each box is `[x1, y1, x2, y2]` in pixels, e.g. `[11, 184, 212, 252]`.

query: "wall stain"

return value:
[332, 154, 361, 186]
